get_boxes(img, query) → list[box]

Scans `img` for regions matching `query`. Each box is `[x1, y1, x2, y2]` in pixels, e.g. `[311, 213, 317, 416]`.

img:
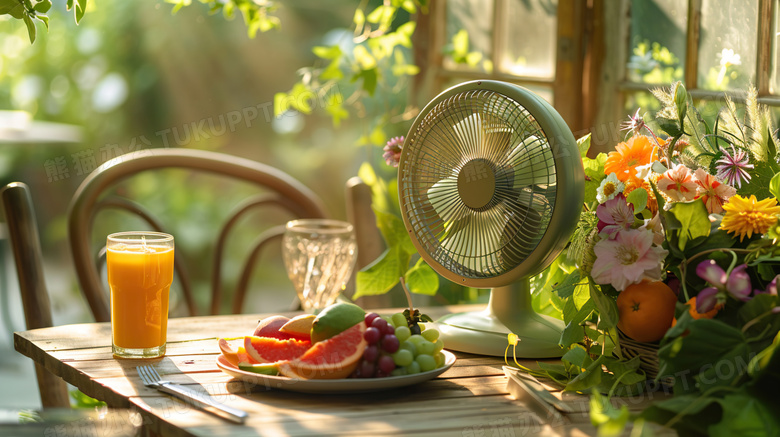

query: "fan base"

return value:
[436, 310, 564, 358]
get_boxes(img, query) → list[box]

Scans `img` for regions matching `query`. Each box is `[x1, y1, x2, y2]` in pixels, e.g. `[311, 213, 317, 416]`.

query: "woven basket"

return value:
[617, 329, 662, 380]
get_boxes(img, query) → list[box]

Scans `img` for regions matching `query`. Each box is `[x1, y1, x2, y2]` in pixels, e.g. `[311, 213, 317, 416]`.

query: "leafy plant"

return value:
[0, 0, 87, 43]
[165, 0, 280, 38]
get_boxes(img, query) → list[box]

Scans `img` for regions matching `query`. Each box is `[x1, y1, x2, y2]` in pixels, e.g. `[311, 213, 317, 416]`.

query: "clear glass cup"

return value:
[107, 232, 174, 359]
[282, 219, 357, 312]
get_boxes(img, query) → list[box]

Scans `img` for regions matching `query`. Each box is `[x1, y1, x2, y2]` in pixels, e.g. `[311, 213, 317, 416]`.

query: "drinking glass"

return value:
[282, 219, 357, 312]
[107, 231, 174, 359]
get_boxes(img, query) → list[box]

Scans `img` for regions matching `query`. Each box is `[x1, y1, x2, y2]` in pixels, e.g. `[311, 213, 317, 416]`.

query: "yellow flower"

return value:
[719, 195, 780, 241]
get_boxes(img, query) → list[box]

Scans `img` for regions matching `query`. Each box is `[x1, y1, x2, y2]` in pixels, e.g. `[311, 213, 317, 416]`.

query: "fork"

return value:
[136, 365, 248, 424]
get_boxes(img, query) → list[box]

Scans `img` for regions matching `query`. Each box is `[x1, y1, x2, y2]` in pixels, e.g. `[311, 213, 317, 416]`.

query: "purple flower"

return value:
[696, 287, 720, 313]
[621, 109, 646, 136]
[382, 136, 405, 167]
[716, 146, 753, 188]
[696, 259, 727, 286]
[725, 264, 752, 301]
[756, 274, 778, 296]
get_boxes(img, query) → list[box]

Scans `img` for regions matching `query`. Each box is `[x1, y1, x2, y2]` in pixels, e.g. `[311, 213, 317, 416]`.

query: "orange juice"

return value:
[107, 245, 174, 350]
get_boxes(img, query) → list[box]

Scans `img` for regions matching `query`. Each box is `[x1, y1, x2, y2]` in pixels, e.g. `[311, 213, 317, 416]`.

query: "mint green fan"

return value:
[398, 80, 584, 357]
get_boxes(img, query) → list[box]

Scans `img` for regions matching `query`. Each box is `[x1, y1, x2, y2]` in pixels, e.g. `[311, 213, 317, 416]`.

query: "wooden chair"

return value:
[1, 182, 71, 408]
[68, 148, 328, 321]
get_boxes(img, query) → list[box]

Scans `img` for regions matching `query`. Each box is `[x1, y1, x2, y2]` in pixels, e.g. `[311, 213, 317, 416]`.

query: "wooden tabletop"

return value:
[14, 306, 614, 437]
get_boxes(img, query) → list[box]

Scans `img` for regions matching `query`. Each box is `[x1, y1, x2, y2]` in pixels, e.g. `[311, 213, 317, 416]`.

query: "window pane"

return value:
[770, 3, 780, 94]
[698, 0, 758, 91]
[444, 0, 494, 73]
[499, 0, 557, 79]
[626, 0, 687, 84]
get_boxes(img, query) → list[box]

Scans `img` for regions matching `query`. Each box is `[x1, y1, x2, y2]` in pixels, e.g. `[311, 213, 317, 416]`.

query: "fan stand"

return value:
[436, 280, 564, 357]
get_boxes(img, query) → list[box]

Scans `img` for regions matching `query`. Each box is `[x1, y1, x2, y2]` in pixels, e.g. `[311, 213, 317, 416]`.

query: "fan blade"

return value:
[452, 113, 483, 159]
[506, 135, 555, 188]
[438, 204, 509, 276]
[427, 175, 467, 223]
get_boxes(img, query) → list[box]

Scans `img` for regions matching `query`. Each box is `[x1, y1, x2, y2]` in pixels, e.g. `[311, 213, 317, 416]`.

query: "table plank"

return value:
[14, 306, 638, 436]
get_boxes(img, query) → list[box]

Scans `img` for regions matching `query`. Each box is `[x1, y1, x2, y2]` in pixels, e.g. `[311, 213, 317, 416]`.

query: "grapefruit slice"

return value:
[218, 338, 259, 366]
[278, 322, 367, 379]
[279, 314, 315, 340]
[253, 315, 292, 339]
[244, 336, 311, 364]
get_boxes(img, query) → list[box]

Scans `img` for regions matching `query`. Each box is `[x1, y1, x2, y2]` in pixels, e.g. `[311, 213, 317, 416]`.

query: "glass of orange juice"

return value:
[107, 231, 174, 359]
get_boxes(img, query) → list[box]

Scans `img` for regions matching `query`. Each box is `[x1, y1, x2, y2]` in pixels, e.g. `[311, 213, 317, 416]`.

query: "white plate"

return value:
[215, 350, 456, 394]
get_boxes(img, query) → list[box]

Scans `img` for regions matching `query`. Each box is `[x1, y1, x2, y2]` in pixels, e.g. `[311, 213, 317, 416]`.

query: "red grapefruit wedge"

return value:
[244, 336, 311, 364]
[278, 322, 367, 379]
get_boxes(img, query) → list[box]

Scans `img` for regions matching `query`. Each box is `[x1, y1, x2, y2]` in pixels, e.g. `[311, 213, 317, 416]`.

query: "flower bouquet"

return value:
[507, 82, 780, 435]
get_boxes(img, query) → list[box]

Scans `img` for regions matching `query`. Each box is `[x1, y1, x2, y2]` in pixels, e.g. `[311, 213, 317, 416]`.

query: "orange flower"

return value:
[624, 176, 659, 214]
[604, 135, 658, 183]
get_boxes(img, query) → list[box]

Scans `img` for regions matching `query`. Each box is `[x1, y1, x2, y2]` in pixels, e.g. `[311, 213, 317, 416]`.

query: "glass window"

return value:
[444, 0, 494, 72]
[499, 0, 558, 79]
[770, 2, 780, 93]
[697, 0, 758, 91]
[626, 0, 687, 84]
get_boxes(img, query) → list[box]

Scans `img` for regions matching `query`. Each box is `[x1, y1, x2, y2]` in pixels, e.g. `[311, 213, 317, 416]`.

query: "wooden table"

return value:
[14, 306, 611, 436]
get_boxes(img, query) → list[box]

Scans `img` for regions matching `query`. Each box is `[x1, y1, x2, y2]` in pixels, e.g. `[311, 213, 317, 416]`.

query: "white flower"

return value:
[596, 173, 624, 204]
[718, 48, 741, 67]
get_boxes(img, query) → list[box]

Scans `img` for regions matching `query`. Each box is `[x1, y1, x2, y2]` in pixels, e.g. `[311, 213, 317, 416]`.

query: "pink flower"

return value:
[596, 193, 634, 239]
[693, 168, 736, 214]
[716, 145, 753, 188]
[657, 163, 698, 202]
[591, 228, 669, 291]
[383, 136, 405, 167]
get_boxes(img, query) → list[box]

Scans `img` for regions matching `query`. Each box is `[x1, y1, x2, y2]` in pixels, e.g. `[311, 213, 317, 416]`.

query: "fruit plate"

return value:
[215, 350, 456, 394]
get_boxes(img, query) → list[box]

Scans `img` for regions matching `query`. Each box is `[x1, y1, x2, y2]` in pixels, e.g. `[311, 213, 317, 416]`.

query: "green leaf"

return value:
[566, 355, 604, 392]
[625, 188, 648, 213]
[589, 281, 618, 329]
[373, 208, 416, 254]
[352, 67, 378, 96]
[583, 153, 608, 205]
[739, 161, 776, 199]
[737, 293, 780, 343]
[404, 262, 439, 295]
[75, 0, 87, 23]
[35, 12, 47, 29]
[577, 133, 592, 158]
[32, 0, 50, 13]
[562, 346, 590, 369]
[1, 0, 25, 16]
[354, 247, 407, 298]
[658, 318, 751, 391]
[710, 393, 780, 437]
[769, 171, 780, 200]
[553, 270, 582, 299]
[22, 13, 36, 43]
[324, 92, 348, 127]
[452, 29, 469, 56]
[312, 45, 341, 60]
[589, 391, 630, 437]
[657, 117, 684, 137]
[666, 200, 710, 252]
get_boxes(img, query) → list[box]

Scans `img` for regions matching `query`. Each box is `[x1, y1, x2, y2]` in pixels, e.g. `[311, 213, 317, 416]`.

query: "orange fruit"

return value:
[244, 336, 311, 364]
[278, 322, 367, 379]
[685, 296, 722, 320]
[617, 280, 677, 343]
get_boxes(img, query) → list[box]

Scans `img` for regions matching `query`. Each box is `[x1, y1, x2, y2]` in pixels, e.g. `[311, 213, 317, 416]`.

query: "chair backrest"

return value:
[2, 182, 71, 408]
[68, 148, 328, 321]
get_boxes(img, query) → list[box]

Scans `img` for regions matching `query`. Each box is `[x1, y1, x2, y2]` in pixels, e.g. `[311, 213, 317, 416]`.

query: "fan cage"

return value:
[400, 89, 557, 280]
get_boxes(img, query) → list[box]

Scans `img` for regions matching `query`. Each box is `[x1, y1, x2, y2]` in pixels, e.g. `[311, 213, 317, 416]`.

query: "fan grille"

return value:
[400, 89, 557, 279]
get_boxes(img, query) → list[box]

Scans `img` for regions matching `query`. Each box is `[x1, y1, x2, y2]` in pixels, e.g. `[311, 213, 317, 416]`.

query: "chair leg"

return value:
[34, 363, 70, 408]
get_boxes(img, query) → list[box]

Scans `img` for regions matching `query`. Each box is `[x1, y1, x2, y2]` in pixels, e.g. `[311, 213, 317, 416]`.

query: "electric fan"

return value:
[398, 80, 584, 357]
